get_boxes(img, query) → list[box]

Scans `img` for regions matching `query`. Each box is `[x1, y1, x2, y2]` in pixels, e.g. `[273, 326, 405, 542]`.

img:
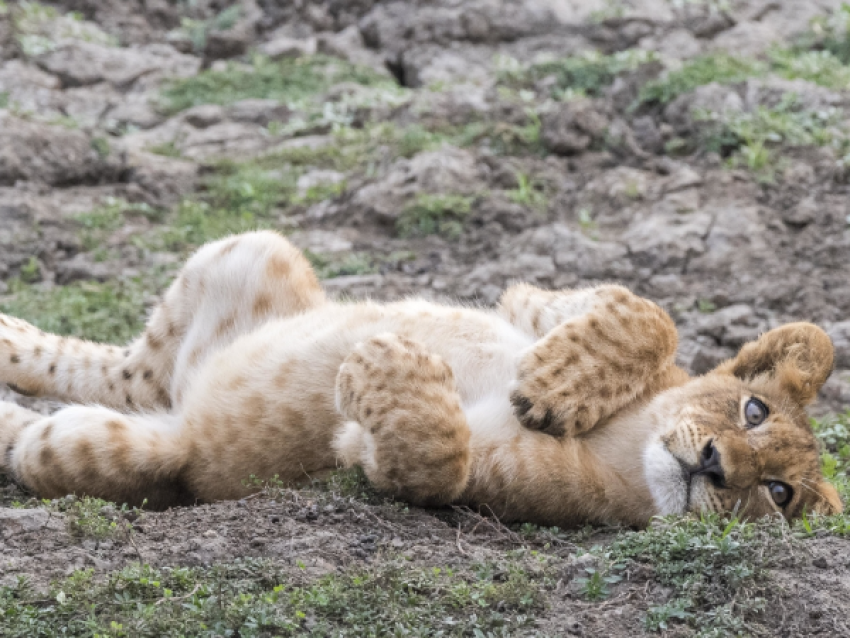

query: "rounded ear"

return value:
[711, 322, 834, 406]
[812, 481, 843, 516]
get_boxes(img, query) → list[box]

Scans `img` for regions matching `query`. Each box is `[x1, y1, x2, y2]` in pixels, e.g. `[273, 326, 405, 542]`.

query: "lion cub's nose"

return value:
[696, 440, 726, 488]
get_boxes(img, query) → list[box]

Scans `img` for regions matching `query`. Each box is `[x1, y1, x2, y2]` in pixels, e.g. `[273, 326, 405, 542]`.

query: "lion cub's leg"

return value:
[507, 285, 679, 437]
[1, 401, 190, 508]
[0, 231, 325, 411]
[333, 333, 471, 506]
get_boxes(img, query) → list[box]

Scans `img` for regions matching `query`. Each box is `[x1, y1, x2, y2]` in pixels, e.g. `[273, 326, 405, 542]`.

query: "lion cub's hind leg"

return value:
[334, 334, 471, 506]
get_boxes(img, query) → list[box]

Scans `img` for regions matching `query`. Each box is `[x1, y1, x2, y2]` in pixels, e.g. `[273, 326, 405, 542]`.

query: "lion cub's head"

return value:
[644, 322, 842, 521]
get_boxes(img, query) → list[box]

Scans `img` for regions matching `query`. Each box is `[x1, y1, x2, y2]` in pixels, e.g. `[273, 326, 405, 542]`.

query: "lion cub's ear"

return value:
[711, 322, 834, 406]
[812, 481, 843, 516]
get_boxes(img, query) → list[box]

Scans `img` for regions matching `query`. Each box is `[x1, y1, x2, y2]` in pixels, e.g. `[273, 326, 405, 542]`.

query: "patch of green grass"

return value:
[74, 198, 162, 251]
[696, 95, 850, 180]
[801, 411, 850, 536]
[177, 5, 241, 53]
[805, 3, 850, 64]
[51, 496, 143, 541]
[0, 555, 547, 636]
[304, 251, 377, 279]
[12, 0, 117, 57]
[396, 193, 476, 239]
[159, 55, 396, 114]
[148, 141, 182, 158]
[0, 91, 8, 109]
[507, 173, 547, 209]
[596, 514, 782, 635]
[0, 277, 161, 344]
[769, 48, 850, 89]
[638, 54, 766, 105]
[503, 49, 657, 100]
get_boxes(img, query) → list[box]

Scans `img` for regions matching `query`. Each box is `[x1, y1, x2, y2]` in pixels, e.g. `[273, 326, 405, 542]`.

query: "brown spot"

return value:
[218, 238, 239, 257]
[122, 369, 132, 380]
[214, 314, 237, 340]
[108, 382, 115, 392]
[266, 254, 291, 279]
[9, 354, 19, 364]
[40, 423, 54, 441]
[123, 349, 131, 358]
[39, 446, 55, 467]
[143, 369, 153, 381]
[146, 332, 163, 350]
[49, 363, 56, 374]
[33, 346, 42, 358]
[106, 420, 125, 433]
[252, 294, 273, 318]
[126, 395, 134, 407]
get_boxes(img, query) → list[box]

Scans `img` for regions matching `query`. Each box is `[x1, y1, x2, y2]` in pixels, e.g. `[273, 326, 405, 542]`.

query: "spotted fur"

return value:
[0, 231, 840, 526]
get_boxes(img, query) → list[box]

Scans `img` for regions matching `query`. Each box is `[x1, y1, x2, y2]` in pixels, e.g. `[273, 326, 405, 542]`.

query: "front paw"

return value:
[510, 387, 567, 437]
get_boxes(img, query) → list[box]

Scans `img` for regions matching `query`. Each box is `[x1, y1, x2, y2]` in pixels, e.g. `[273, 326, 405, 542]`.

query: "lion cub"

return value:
[0, 231, 841, 526]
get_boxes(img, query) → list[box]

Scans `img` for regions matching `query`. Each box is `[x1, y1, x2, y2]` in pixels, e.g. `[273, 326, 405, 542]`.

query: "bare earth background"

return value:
[1, 1, 850, 636]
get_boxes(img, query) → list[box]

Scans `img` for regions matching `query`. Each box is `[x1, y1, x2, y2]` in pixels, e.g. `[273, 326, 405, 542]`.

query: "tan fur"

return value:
[0, 231, 840, 526]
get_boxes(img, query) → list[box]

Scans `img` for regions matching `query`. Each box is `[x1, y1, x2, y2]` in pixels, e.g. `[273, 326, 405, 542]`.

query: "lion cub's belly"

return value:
[178, 301, 533, 497]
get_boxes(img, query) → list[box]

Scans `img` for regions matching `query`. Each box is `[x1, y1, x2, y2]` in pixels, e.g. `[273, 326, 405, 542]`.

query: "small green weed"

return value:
[160, 55, 395, 114]
[638, 54, 765, 105]
[396, 193, 476, 239]
[504, 49, 657, 100]
[53, 496, 142, 540]
[507, 173, 547, 209]
[575, 566, 621, 601]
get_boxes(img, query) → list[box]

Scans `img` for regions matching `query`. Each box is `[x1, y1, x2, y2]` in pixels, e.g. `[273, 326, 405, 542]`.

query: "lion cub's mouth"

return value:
[642, 439, 692, 515]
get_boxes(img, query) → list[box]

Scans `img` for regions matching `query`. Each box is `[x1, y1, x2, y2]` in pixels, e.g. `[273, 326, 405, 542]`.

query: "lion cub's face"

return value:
[643, 323, 842, 521]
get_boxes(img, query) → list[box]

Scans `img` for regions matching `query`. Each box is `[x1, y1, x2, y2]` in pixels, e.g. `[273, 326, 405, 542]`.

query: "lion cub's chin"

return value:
[643, 437, 690, 515]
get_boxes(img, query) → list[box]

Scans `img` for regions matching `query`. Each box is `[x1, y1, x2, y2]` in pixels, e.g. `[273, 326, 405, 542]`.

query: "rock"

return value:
[709, 21, 779, 58]
[36, 41, 200, 89]
[550, 225, 632, 280]
[126, 150, 199, 208]
[204, 0, 263, 61]
[297, 170, 346, 197]
[399, 44, 493, 88]
[541, 99, 609, 155]
[183, 104, 226, 129]
[630, 116, 664, 154]
[812, 556, 829, 569]
[688, 204, 769, 277]
[0, 60, 62, 115]
[104, 91, 165, 130]
[639, 27, 702, 61]
[624, 209, 713, 271]
[0, 507, 64, 538]
[663, 83, 743, 131]
[827, 322, 850, 369]
[782, 197, 818, 228]
[351, 147, 483, 223]
[743, 77, 847, 113]
[226, 99, 291, 126]
[317, 25, 389, 75]
[664, 166, 703, 193]
[56, 253, 123, 284]
[258, 35, 317, 59]
[0, 115, 125, 187]
[178, 122, 272, 160]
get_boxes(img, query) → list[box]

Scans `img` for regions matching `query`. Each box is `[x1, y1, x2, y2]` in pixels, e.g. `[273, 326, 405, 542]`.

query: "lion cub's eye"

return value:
[768, 481, 793, 507]
[744, 397, 769, 427]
